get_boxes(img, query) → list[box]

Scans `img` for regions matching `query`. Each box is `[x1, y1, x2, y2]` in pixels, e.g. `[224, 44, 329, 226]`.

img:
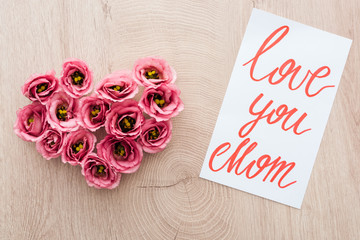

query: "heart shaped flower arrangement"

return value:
[14, 57, 184, 189]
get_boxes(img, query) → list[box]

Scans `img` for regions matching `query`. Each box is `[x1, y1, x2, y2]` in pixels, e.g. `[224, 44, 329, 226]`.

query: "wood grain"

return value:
[1, 0, 359, 239]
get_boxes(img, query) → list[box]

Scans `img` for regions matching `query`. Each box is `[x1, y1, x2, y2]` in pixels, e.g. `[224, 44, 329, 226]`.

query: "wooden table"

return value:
[1, 0, 359, 239]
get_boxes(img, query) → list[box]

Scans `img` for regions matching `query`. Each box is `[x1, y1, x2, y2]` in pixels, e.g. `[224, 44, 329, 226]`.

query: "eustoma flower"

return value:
[138, 118, 172, 153]
[62, 129, 96, 166]
[133, 56, 176, 86]
[78, 95, 111, 131]
[81, 153, 121, 189]
[15, 56, 183, 190]
[95, 70, 138, 102]
[14, 102, 48, 142]
[21, 70, 59, 104]
[46, 91, 79, 132]
[139, 84, 184, 121]
[105, 99, 144, 139]
[60, 58, 93, 98]
[97, 135, 143, 173]
[36, 128, 66, 160]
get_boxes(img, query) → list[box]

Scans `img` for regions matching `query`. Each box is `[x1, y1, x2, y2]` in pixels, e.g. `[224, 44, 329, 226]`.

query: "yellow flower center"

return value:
[96, 165, 105, 174]
[114, 143, 125, 156]
[90, 105, 101, 118]
[145, 70, 159, 79]
[27, 117, 34, 125]
[110, 85, 122, 91]
[72, 142, 84, 153]
[36, 83, 48, 93]
[148, 128, 159, 140]
[71, 71, 84, 85]
[153, 94, 165, 108]
[56, 106, 68, 121]
[120, 116, 135, 133]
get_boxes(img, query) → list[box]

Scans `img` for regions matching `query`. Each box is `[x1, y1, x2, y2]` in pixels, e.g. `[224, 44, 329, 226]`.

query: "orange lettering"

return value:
[243, 25, 334, 97]
[239, 93, 311, 137]
[209, 137, 297, 189]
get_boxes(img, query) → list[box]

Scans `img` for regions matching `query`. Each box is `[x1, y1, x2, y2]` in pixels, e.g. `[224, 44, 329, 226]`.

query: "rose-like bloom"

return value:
[46, 91, 79, 132]
[60, 58, 93, 98]
[78, 95, 111, 131]
[95, 70, 138, 102]
[21, 70, 59, 104]
[139, 84, 184, 121]
[36, 128, 66, 160]
[133, 56, 176, 87]
[61, 129, 96, 166]
[14, 102, 48, 142]
[81, 153, 121, 189]
[138, 118, 172, 153]
[105, 99, 144, 139]
[97, 135, 143, 173]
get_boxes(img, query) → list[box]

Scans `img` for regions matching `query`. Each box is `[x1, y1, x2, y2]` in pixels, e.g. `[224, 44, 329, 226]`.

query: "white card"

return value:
[200, 9, 352, 208]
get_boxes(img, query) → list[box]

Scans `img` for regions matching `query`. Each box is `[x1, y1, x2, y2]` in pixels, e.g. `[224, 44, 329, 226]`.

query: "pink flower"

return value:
[62, 129, 96, 166]
[138, 118, 172, 153]
[97, 135, 143, 173]
[78, 95, 111, 131]
[21, 70, 59, 104]
[105, 100, 144, 139]
[46, 91, 79, 132]
[139, 84, 184, 121]
[95, 70, 138, 102]
[133, 56, 176, 87]
[81, 153, 121, 189]
[36, 128, 66, 160]
[60, 58, 93, 98]
[14, 102, 48, 142]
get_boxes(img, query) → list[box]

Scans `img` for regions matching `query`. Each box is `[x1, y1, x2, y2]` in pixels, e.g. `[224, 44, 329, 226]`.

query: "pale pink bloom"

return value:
[81, 153, 121, 189]
[21, 70, 59, 104]
[36, 128, 66, 160]
[14, 102, 49, 142]
[139, 84, 184, 121]
[133, 56, 176, 87]
[105, 100, 144, 139]
[78, 95, 111, 131]
[60, 58, 93, 98]
[138, 118, 172, 153]
[95, 70, 138, 102]
[61, 129, 96, 166]
[97, 135, 143, 173]
[46, 91, 79, 132]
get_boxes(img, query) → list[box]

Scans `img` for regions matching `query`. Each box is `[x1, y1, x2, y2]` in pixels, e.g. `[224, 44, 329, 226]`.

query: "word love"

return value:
[239, 93, 311, 137]
[243, 25, 334, 97]
[209, 137, 297, 188]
